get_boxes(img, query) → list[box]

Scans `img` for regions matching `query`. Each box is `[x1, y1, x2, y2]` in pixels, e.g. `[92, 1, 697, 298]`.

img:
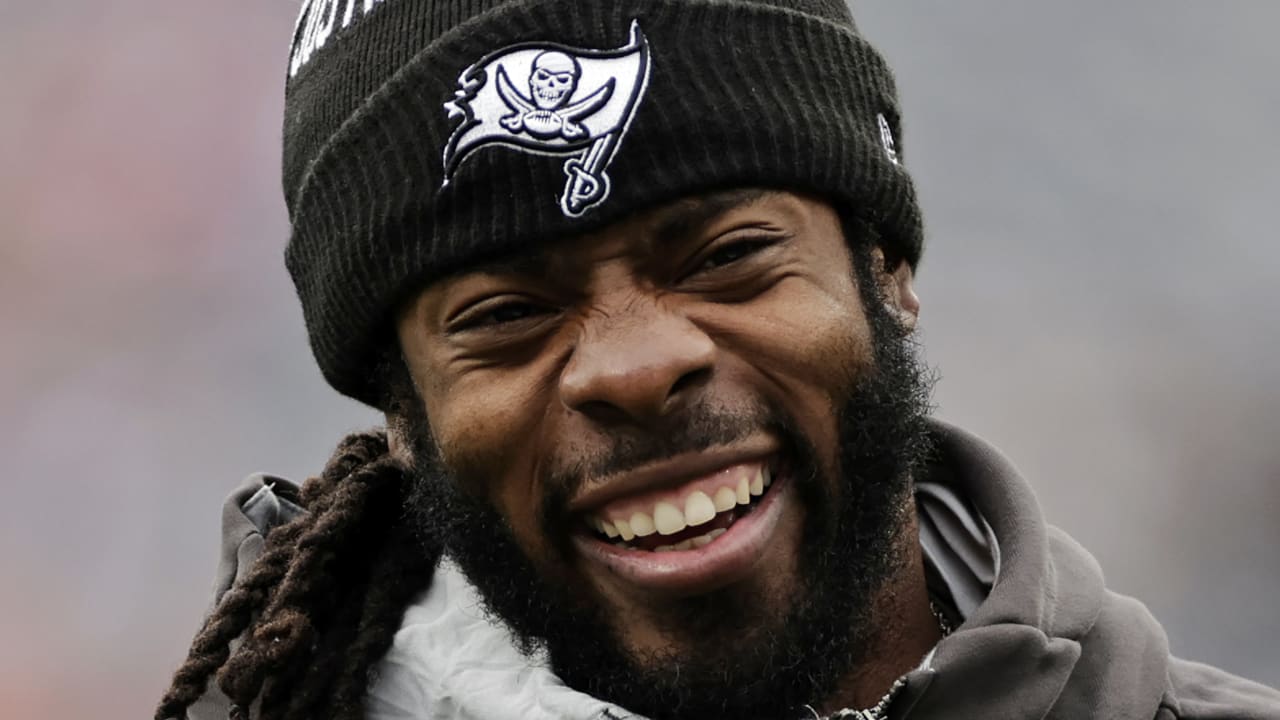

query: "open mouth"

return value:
[581, 459, 780, 553]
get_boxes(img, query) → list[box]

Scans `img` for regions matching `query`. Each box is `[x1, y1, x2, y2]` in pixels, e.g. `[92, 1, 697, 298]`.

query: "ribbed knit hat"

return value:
[282, 0, 924, 408]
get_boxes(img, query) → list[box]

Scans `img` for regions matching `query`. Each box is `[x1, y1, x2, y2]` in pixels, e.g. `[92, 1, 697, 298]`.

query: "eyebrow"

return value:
[454, 189, 773, 280]
[459, 248, 554, 278]
[650, 189, 772, 246]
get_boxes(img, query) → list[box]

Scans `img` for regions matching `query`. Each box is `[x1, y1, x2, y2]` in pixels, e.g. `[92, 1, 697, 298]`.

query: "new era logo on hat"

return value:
[441, 20, 651, 217]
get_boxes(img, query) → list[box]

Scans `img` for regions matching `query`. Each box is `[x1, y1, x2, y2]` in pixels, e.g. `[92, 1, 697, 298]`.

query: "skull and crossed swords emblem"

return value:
[496, 50, 615, 141]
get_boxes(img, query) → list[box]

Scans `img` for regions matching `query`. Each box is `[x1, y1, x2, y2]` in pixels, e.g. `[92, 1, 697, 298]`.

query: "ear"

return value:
[385, 415, 414, 467]
[870, 246, 920, 331]
[380, 338, 422, 469]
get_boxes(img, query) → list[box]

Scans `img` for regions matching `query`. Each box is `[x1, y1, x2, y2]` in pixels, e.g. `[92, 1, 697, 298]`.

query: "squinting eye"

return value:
[477, 302, 545, 326]
[698, 238, 774, 272]
[452, 300, 554, 333]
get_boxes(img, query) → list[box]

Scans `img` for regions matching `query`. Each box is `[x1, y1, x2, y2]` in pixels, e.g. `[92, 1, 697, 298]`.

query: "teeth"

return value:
[684, 491, 717, 526]
[691, 527, 728, 548]
[653, 501, 687, 536]
[594, 463, 775, 543]
[629, 511, 656, 537]
[712, 486, 737, 512]
[648, 524, 731, 552]
[615, 518, 635, 541]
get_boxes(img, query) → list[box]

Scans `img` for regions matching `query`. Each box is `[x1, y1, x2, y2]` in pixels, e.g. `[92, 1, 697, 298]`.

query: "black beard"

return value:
[403, 250, 934, 720]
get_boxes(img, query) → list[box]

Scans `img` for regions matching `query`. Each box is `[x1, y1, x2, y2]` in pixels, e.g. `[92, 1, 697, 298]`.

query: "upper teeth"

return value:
[588, 465, 772, 539]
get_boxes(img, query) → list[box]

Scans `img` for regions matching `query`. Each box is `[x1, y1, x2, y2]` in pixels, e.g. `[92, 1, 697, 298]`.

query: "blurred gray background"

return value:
[2, 2, 1276, 718]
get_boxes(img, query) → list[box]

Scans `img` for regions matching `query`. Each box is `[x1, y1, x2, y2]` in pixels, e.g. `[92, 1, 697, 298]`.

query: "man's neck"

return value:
[818, 508, 940, 714]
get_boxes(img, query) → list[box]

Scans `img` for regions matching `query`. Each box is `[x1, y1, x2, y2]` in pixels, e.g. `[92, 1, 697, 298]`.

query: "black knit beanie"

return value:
[282, 0, 924, 408]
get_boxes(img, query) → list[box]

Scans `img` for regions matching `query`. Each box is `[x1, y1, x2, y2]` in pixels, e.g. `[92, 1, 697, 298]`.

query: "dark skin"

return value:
[394, 190, 937, 712]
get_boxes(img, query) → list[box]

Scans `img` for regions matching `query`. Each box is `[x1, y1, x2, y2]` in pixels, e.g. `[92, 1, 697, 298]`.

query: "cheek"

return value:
[429, 361, 548, 459]
[700, 276, 873, 476]
[426, 372, 557, 547]
[723, 276, 873, 398]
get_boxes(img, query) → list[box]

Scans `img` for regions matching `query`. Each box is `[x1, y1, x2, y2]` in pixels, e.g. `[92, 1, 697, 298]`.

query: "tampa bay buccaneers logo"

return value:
[441, 21, 651, 218]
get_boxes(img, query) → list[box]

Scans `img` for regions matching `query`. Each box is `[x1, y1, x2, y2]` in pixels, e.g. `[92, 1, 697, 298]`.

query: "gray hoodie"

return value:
[188, 421, 1280, 719]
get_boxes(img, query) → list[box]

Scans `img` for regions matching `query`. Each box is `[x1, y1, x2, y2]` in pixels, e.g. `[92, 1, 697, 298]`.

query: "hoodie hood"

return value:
[894, 420, 1171, 719]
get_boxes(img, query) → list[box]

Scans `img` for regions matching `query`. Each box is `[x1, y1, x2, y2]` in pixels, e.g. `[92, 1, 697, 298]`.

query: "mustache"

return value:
[543, 400, 790, 503]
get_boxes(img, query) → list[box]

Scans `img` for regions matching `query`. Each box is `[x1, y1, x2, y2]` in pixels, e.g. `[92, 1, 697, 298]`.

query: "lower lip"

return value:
[571, 474, 791, 596]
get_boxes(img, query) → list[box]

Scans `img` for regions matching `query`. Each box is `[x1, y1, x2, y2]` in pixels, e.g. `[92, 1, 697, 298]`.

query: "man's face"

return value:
[396, 190, 931, 718]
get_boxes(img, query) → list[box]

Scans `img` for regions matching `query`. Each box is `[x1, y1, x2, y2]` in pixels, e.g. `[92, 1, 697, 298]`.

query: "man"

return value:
[158, 1, 1280, 719]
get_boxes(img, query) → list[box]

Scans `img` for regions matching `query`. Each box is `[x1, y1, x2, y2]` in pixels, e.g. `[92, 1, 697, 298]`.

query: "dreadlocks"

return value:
[155, 409, 440, 720]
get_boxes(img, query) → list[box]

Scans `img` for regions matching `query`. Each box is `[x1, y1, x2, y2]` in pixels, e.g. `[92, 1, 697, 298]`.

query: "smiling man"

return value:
[158, 2, 1280, 720]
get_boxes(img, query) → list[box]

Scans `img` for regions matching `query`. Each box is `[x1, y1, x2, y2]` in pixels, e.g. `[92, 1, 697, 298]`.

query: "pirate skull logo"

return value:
[442, 19, 651, 217]
[529, 51, 580, 109]
[496, 50, 615, 141]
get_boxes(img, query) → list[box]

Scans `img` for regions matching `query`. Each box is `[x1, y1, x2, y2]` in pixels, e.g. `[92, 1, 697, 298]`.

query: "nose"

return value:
[559, 303, 716, 427]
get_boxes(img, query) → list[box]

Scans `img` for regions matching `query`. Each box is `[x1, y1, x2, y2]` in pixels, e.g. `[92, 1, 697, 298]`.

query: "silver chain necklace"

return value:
[813, 600, 954, 720]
